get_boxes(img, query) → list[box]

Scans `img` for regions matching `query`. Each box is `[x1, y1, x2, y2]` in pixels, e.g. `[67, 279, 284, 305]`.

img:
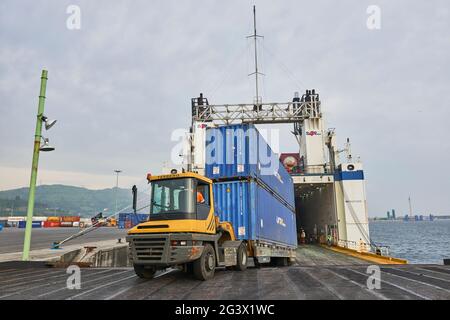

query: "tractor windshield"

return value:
[150, 178, 196, 220]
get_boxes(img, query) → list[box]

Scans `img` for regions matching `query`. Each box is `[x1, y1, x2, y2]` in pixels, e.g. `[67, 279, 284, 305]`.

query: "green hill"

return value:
[0, 185, 149, 217]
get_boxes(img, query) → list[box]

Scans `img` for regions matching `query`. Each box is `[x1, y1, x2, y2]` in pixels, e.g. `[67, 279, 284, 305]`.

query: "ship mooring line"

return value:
[54, 197, 150, 248]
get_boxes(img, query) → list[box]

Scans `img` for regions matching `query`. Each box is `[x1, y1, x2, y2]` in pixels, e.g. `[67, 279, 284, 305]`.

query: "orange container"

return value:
[61, 216, 81, 223]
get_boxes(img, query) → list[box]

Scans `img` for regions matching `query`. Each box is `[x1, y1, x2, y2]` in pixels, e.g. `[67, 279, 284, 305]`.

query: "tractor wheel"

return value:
[234, 243, 248, 271]
[133, 264, 157, 279]
[193, 243, 216, 280]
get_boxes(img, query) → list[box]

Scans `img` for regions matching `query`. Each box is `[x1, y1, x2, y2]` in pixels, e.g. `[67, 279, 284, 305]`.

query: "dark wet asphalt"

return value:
[1, 263, 450, 300]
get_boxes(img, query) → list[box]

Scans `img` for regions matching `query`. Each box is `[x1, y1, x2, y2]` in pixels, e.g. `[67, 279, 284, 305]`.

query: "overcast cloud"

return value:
[0, 0, 449, 216]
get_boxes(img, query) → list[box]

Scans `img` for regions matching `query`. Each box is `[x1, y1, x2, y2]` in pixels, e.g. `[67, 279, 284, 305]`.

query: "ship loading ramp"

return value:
[292, 174, 337, 244]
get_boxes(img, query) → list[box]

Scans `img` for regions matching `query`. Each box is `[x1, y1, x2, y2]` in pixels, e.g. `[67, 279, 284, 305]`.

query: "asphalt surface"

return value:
[1, 263, 450, 300]
[1, 230, 449, 300]
[0, 227, 127, 254]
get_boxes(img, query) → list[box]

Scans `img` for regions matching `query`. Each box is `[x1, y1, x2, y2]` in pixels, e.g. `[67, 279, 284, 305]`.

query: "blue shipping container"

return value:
[205, 124, 294, 206]
[118, 213, 149, 228]
[119, 213, 149, 223]
[213, 180, 297, 247]
[18, 221, 42, 228]
[137, 213, 149, 222]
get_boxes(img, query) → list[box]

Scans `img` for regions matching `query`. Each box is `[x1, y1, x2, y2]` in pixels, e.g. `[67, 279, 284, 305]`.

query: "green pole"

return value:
[22, 70, 48, 261]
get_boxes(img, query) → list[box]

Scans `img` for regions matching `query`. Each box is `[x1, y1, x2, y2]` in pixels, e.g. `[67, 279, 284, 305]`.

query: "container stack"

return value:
[118, 213, 149, 229]
[60, 216, 80, 227]
[43, 221, 60, 228]
[205, 123, 297, 247]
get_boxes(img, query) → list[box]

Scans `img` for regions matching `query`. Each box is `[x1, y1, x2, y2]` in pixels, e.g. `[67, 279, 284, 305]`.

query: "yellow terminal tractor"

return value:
[126, 172, 248, 280]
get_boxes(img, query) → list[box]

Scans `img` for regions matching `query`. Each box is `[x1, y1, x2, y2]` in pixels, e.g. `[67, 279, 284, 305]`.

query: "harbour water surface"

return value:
[369, 219, 450, 264]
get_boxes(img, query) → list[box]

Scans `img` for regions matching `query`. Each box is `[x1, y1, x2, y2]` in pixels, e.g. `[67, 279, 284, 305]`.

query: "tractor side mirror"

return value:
[132, 185, 138, 213]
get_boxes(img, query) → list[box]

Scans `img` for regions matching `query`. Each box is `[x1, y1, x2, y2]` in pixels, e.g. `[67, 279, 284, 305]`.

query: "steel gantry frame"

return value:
[191, 99, 321, 125]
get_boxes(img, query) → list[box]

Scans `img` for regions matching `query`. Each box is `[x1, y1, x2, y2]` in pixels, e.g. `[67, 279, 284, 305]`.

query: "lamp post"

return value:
[114, 170, 122, 213]
[22, 70, 57, 261]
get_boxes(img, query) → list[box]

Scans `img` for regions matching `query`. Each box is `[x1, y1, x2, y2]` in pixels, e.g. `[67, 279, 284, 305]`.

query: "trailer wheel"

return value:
[193, 243, 216, 280]
[234, 243, 248, 271]
[133, 264, 156, 279]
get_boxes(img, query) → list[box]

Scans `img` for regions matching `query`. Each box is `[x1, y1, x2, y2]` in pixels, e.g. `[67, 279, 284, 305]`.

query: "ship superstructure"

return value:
[183, 6, 372, 252]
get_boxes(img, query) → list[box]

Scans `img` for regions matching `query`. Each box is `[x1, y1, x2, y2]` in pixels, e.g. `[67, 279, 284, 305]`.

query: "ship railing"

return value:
[322, 238, 391, 256]
[337, 239, 390, 256]
[373, 245, 390, 256]
[338, 239, 358, 250]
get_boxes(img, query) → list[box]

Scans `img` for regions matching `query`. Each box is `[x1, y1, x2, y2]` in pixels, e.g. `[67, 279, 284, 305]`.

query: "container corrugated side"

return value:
[205, 124, 294, 204]
[213, 181, 255, 241]
[213, 180, 297, 247]
[255, 183, 297, 247]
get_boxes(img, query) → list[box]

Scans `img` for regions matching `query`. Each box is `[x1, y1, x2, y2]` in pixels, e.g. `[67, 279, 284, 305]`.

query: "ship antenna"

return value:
[248, 5, 264, 104]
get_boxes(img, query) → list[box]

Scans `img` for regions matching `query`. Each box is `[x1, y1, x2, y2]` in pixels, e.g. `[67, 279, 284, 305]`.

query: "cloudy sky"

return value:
[0, 0, 449, 216]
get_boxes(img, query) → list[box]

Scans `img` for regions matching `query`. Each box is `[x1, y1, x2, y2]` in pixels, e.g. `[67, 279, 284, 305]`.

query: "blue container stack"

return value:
[118, 213, 149, 229]
[213, 180, 297, 247]
[205, 124, 294, 204]
[205, 124, 297, 248]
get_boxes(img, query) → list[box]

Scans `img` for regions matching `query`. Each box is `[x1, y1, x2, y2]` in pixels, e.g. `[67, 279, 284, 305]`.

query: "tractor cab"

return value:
[128, 172, 216, 235]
